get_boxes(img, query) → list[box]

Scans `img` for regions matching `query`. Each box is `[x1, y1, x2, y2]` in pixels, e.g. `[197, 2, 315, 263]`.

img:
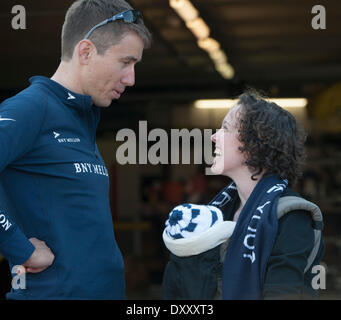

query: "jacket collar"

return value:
[29, 76, 93, 111]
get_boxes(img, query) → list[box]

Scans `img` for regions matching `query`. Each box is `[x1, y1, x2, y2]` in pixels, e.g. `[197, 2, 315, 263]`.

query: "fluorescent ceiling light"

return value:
[209, 49, 227, 64]
[214, 64, 235, 79]
[269, 98, 308, 108]
[169, 0, 235, 80]
[197, 38, 220, 52]
[194, 98, 308, 109]
[194, 99, 237, 109]
[169, 0, 198, 22]
[186, 18, 210, 39]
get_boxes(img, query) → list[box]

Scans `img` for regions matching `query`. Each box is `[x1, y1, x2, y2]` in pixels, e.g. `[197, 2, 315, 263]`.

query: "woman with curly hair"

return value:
[212, 92, 306, 187]
[162, 91, 325, 300]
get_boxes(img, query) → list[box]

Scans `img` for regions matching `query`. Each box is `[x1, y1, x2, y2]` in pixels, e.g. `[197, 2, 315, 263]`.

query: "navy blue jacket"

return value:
[0, 76, 125, 299]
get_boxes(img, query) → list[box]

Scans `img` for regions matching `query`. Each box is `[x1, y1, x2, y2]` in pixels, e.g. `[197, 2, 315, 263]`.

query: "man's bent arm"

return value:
[0, 211, 35, 265]
[0, 87, 48, 267]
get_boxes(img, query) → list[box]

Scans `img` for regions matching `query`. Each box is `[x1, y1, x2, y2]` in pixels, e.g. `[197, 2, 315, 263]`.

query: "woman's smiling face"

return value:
[211, 104, 245, 176]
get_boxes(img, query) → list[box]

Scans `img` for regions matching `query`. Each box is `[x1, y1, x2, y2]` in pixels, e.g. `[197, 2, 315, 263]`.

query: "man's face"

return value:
[84, 31, 144, 107]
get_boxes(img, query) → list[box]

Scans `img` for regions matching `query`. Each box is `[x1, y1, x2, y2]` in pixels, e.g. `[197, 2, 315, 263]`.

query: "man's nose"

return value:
[211, 132, 216, 143]
[122, 66, 135, 87]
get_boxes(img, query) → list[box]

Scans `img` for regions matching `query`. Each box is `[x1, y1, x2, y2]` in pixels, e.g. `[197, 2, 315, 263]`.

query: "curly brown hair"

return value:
[235, 91, 307, 186]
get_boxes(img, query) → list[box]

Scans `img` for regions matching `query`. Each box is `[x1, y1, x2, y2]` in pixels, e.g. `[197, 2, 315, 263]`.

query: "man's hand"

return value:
[23, 238, 55, 273]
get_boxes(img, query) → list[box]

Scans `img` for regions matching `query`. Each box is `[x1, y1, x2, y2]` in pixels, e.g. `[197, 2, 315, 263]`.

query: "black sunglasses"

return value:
[83, 9, 142, 39]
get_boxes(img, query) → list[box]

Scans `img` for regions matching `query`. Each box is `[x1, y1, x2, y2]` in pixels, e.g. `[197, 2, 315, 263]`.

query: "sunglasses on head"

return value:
[83, 9, 142, 40]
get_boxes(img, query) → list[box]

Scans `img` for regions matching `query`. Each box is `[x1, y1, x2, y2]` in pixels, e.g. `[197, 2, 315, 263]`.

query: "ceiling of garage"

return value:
[0, 0, 340, 128]
[134, 0, 341, 97]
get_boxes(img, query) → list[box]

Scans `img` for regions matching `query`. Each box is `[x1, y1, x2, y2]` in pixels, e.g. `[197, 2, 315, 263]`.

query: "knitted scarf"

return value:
[209, 175, 288, 299]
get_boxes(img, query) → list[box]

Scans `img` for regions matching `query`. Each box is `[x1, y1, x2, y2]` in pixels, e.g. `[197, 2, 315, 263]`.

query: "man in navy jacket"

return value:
[0, 0, 151, 299]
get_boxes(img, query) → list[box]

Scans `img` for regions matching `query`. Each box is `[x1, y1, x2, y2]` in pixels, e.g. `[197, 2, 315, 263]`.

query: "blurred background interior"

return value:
[0, 0, 340, 299]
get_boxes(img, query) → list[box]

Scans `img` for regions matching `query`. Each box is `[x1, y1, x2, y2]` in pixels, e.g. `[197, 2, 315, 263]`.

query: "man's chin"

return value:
[92, 99, 112, 108]
[99, 103, 111, 108]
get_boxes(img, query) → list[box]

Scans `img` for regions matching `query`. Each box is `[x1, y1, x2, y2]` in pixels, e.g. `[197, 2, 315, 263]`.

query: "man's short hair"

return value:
[61, 0, 152, 61]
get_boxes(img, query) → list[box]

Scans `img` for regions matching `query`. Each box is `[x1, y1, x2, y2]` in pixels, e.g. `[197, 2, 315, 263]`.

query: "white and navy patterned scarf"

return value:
[209, 175, 288, 299]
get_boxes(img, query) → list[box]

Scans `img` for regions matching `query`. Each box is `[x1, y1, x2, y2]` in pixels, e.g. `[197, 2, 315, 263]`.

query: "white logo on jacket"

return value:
[0, 214, 12, 231]
[53, 131, 60, 138]
[67, 92, 76, 100]
[0, 115, 16, 121]
[52, 131, 80, 143]
[74, 162, 108, 177]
